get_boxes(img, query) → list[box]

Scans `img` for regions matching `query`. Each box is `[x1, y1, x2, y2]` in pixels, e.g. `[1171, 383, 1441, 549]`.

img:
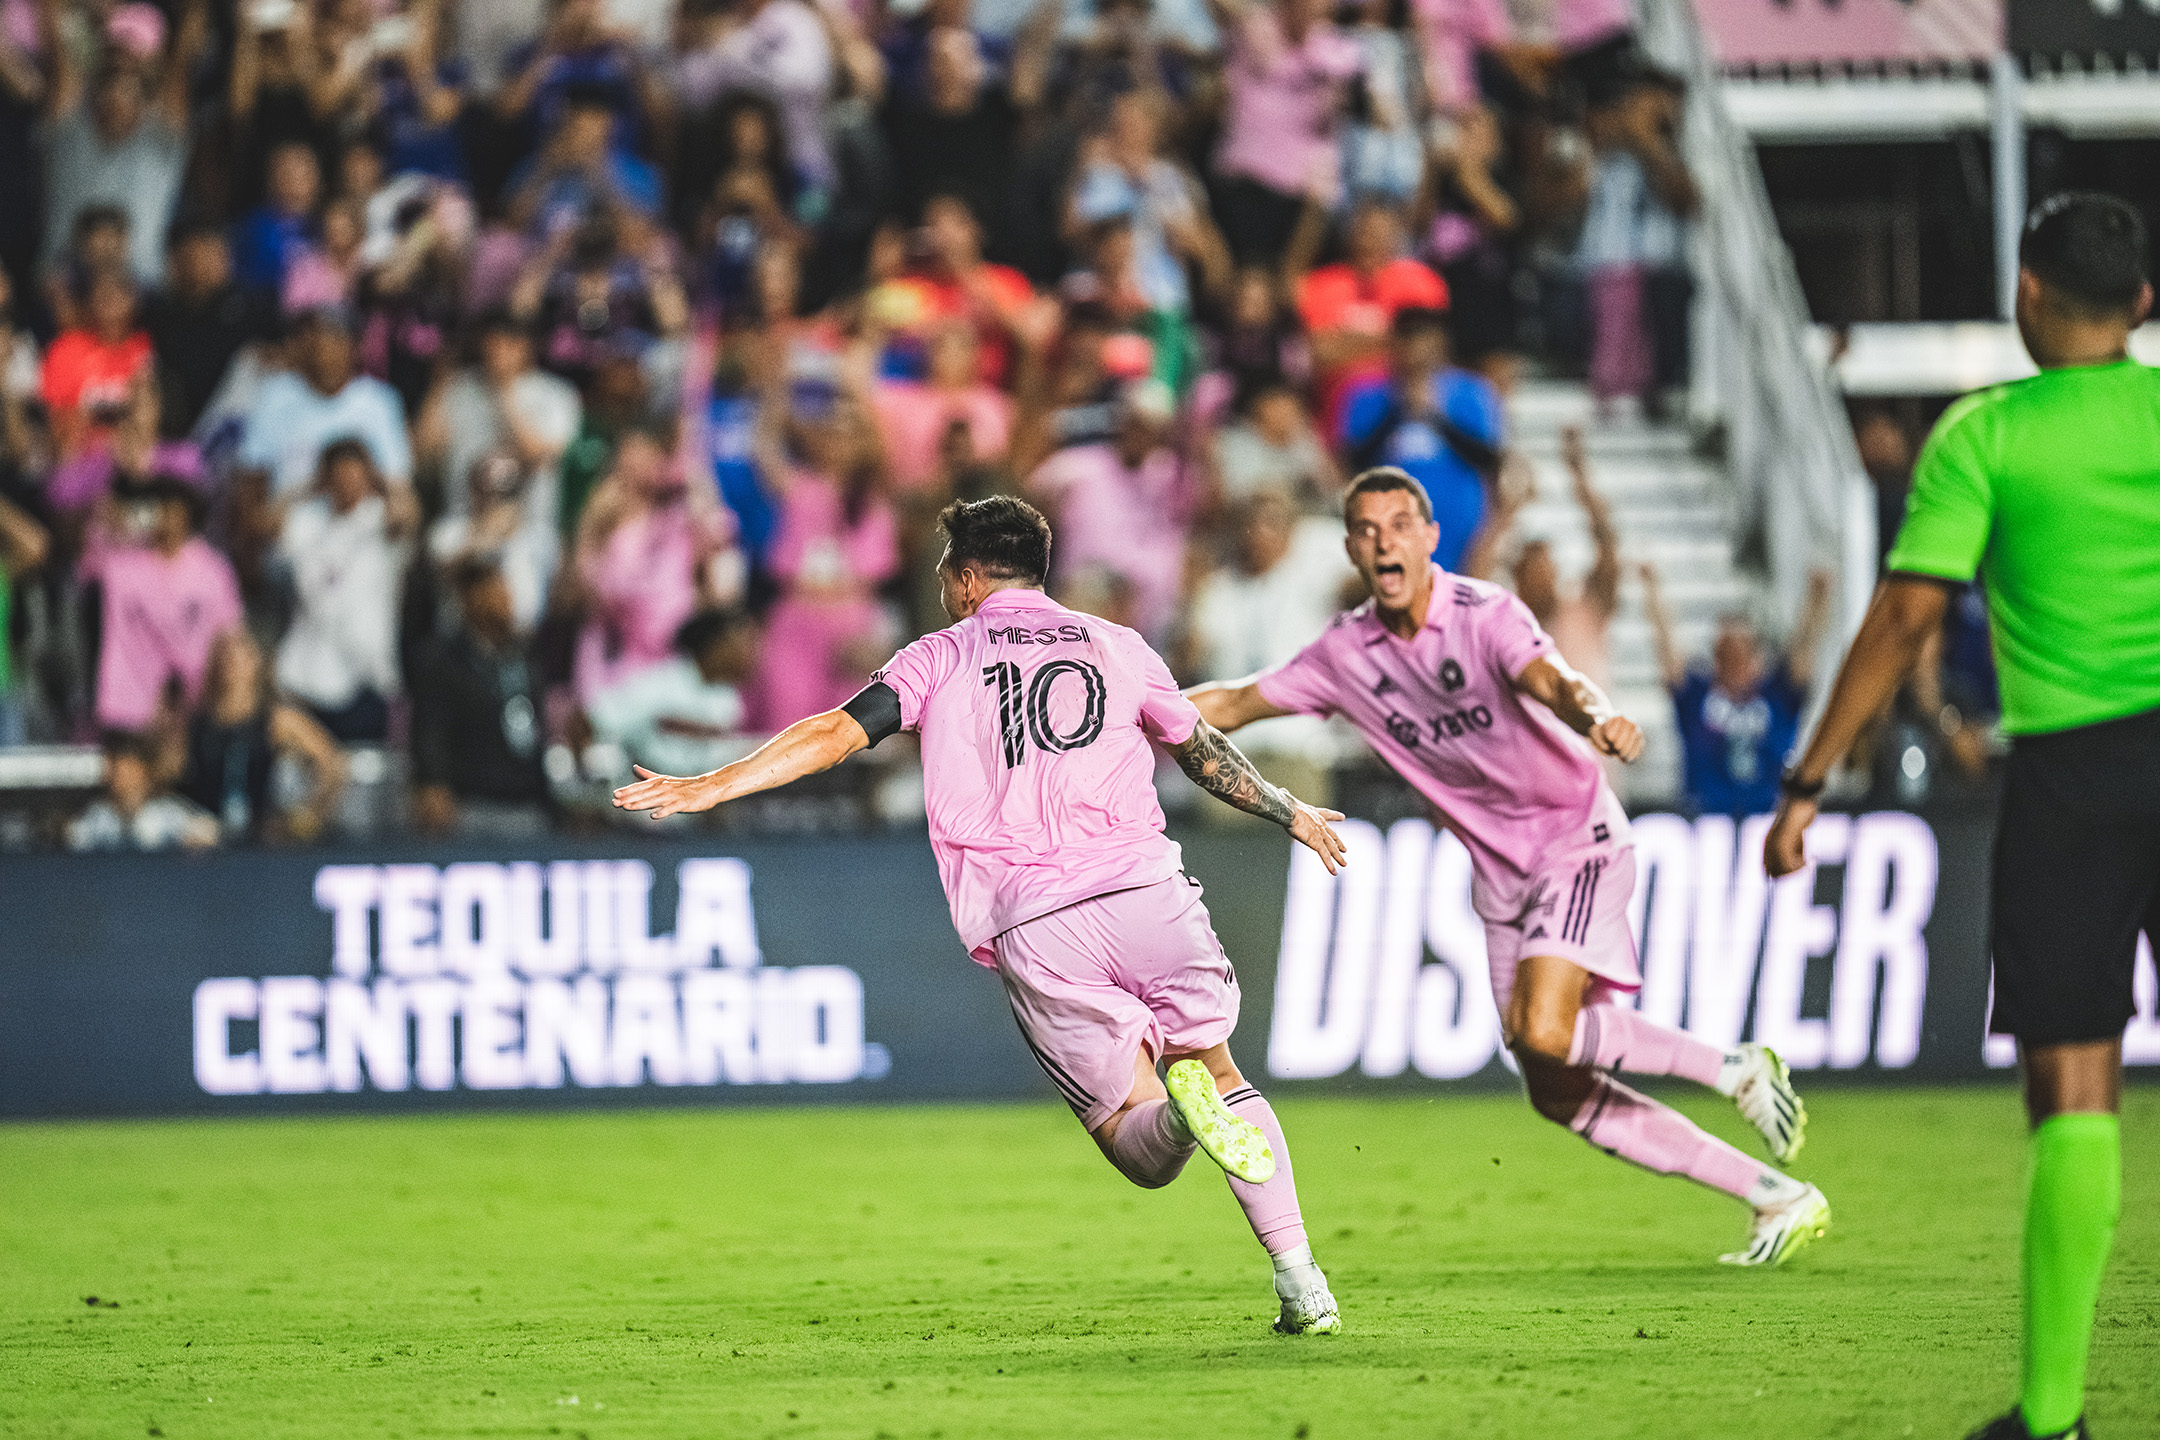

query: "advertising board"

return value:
[4, 814, 2156, 1117]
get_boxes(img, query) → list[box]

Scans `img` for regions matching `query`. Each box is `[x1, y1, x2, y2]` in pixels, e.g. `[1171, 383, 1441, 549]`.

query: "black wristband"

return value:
[1779, 766, 1826, 801]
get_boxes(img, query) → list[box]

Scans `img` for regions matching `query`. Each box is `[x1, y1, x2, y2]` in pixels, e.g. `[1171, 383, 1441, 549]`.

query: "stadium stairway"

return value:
[1503, 380, 1768, 807]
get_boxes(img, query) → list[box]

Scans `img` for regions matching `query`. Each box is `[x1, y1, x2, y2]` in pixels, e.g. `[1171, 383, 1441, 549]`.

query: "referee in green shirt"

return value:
[1768, 192, 2157, 1440]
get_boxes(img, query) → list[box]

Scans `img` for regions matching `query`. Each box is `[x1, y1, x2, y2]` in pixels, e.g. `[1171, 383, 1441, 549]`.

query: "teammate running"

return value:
[1766, 192, 2158, 1440]
[615, 495, 1350, 1335]
[1191, 467, 1830, 1266]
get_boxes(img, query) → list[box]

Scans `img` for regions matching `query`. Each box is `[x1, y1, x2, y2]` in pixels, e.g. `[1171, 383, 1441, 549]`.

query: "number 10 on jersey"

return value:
[982, 661, 1108, 766]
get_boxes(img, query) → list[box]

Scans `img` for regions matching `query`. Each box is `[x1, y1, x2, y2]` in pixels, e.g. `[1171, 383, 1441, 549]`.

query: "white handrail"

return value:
[1637, 0, 1872, 642]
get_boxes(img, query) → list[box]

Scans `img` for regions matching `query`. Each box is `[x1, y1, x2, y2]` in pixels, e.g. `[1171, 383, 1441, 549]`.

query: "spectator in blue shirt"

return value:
[1645, 563, 1833, 816]
[506, 90, 664, 238]
[879, 0, 1016, 108]
[229, 140, 320, 294]
[374, 47, 470, 183]
[496, 0, 660, 161]
[1941, 579, 1998, 725]
[1337, 306, 1503, 573]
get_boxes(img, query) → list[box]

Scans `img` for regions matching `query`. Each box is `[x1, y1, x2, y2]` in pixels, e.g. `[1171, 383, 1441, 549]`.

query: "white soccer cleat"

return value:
[1728, 1043, 1807, 1165]
[1165, 1059, 1275, 1184]
[1273, 1272, 1341, 1335]
[1718, 1183, 1831, 1268]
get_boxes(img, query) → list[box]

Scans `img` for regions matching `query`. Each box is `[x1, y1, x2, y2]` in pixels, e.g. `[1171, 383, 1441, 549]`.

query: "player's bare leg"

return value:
[1507, 955, 1830, 1267]
[1090, 1044, 1339, 1334]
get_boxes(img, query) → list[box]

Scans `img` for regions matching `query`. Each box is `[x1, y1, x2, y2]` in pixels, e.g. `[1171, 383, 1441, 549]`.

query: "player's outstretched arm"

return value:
[1513, 654, 1645, 763]
[1170, 720, 1350, 873]
[1184, 680, 1294, 734]
[612, 710, 871, 819]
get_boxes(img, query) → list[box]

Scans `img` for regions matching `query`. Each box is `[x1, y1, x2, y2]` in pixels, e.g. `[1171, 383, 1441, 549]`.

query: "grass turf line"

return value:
[3, 1089, 2155, 1440]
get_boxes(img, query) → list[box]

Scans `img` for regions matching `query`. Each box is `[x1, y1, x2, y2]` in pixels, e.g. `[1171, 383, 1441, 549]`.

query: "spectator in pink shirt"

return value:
[570, 430, 737, 706]
[754, 390, 901, 728]
[870, 322, 1013, 493]
[280, 197, 366, 315]
[1027, 378, 1193, 647]
[1558, 0, 1636, 51]
[1208, 0, 1363, 266]
[1545, 0, 1644, 96]
[78, 476, 243, 734]
[1413, 0, 1513, 117]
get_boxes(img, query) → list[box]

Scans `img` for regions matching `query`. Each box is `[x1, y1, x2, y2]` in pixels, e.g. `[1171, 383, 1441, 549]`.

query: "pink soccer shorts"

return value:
[1475, 841, 1642, 1015]
[992, 874, 1241, 1132]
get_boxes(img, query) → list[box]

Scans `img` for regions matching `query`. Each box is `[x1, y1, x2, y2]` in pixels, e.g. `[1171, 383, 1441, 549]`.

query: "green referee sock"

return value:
[2020, 1113, 2121, 1436]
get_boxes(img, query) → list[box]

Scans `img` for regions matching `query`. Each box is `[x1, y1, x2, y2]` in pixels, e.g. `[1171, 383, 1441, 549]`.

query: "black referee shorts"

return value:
[1990, 704, 2160, 1047]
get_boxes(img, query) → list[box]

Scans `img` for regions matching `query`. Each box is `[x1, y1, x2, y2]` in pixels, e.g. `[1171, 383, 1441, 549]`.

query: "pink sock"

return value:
[1569, 1004, 1728, 1088]
[1570, 1076, 1784, 1205]
[1104, 1098, 1196, 1189]
[1221, 1086, 1308, 1255]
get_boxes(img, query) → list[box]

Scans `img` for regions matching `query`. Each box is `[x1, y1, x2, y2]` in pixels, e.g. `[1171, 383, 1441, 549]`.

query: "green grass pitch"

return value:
[4, 1088, 2155, 1439]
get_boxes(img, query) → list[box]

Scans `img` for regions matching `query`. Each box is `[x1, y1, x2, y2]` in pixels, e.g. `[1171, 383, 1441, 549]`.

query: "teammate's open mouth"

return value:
[1375, 562, 1405, 579]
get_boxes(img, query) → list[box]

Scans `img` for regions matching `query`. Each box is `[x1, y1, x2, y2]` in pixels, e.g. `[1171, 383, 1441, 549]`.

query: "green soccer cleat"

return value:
[1165, 1059, 1275, 1184]
[1728, 1043, 1808, 1165]
[1718, 1182, 1831, 1268]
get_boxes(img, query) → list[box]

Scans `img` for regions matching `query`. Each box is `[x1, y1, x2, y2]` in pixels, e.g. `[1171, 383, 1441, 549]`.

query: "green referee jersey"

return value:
[1886, 357, 2160, 736]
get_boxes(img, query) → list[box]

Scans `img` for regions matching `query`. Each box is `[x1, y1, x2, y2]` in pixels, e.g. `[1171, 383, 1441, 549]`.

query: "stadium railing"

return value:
[1638, 0, 1876, 673]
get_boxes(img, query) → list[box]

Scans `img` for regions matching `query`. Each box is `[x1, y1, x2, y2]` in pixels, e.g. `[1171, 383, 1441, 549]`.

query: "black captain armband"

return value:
[842, 682, 904, 747]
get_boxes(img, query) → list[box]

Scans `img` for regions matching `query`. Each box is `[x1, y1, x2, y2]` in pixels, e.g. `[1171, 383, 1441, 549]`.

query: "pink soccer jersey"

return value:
[874, 587, 1203, 964]
[1256, 567, 1627, 888]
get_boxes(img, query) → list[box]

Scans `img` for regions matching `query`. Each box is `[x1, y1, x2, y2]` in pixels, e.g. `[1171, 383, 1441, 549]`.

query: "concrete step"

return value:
[1493, 380, 1767, 809]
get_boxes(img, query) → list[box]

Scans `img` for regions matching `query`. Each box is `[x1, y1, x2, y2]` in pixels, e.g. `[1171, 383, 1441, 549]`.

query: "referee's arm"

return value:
[1763, 573, 1952, 877]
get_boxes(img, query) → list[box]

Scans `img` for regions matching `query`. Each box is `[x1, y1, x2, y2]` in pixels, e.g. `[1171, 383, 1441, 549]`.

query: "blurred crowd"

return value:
[0, 0, 1717, 848]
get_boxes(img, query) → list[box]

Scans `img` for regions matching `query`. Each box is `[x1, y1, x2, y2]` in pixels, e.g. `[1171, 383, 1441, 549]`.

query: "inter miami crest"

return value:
[1439, 658, 1465, 692]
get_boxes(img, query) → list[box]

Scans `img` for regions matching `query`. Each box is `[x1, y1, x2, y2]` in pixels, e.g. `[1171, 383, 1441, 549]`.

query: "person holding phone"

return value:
[268, 438, 411, 742]
[39, 269, 152, 460]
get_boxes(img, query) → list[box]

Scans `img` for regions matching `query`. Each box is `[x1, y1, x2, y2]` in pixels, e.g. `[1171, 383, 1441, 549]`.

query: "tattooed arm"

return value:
[1172, 720, 1296, 823]
[1171, 720, 1351, 873]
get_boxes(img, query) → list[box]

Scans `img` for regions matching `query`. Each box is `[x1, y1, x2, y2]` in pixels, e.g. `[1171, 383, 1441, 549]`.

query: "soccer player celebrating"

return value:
[1190, 467, 1829, 1265]
[615, 496, 1351, 1335]
[1766, 193, 2159, 1440]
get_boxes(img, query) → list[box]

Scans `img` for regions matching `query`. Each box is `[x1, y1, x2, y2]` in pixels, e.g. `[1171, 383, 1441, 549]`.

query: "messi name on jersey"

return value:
[987, 624, 1092, 645]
